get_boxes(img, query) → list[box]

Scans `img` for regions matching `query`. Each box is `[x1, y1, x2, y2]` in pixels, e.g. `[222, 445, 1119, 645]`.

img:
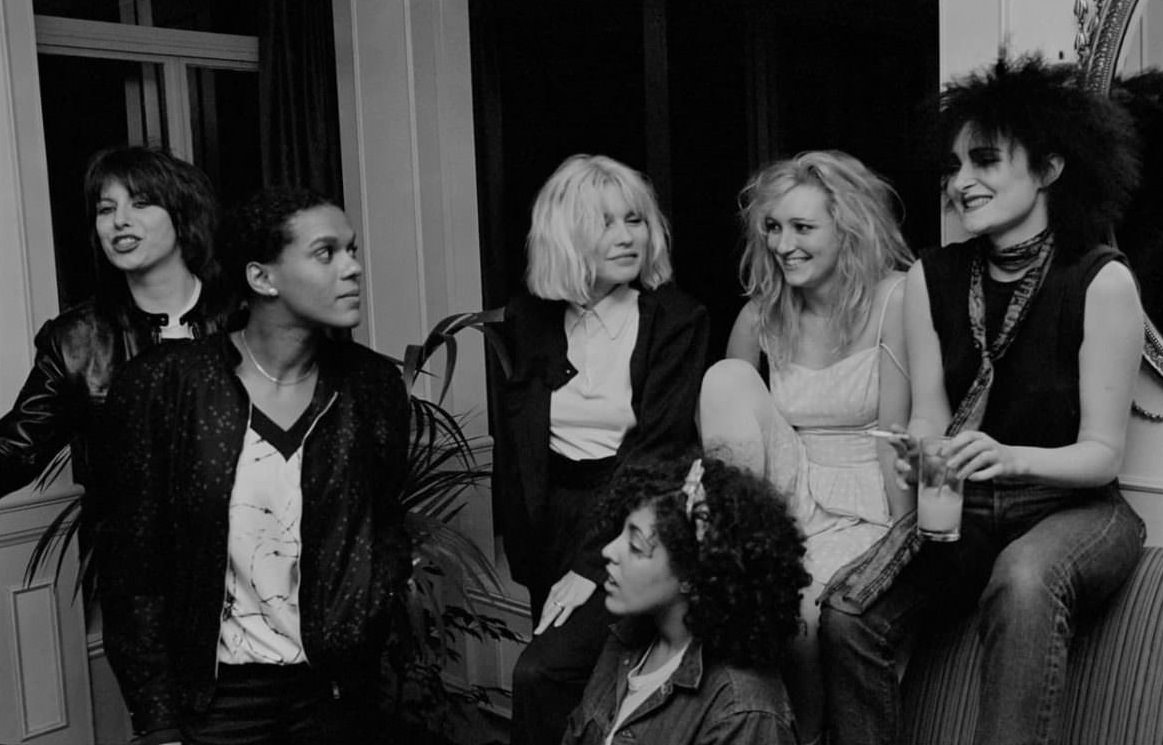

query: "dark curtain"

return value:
[259, 0, 344, 202]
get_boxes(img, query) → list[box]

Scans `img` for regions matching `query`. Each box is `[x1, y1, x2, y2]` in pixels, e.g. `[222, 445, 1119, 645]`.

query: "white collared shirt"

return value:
[550, 284, 639, 461]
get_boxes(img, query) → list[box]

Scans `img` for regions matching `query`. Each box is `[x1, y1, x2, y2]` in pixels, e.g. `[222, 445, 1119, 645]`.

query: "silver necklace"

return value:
[239, 330, 316, 386]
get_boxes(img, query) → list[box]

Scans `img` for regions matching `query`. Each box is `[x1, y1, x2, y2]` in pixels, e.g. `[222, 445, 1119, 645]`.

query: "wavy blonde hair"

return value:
[526, 154, 672, 304]
[738, 150, 913, 367]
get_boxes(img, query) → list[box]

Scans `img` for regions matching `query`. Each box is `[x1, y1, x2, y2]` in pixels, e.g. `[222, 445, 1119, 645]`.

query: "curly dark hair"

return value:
[938, 54, 1139, 257]
[219, 187, 337, 301]
[595, 456, 809, 671]
[84, 146, 220, 305]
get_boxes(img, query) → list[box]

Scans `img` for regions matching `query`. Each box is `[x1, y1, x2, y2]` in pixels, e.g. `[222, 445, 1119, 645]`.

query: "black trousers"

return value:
[510, 454, 618, 745]
[181, 663, 383, 745]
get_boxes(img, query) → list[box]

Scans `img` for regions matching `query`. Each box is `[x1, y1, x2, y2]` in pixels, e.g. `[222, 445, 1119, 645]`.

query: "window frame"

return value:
[35, 15, 257, 158]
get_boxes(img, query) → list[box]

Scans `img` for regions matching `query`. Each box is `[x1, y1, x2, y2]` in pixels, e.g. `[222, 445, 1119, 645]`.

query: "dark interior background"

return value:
[470, 0, 940, 360]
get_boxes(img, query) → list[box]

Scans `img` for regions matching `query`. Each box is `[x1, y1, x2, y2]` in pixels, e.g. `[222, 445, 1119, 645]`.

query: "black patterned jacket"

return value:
[97, 332, 412, 741]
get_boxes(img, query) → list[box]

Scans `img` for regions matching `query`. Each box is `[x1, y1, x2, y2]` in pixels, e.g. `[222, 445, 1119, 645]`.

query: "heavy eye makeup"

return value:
[967, 146, 1002, 168]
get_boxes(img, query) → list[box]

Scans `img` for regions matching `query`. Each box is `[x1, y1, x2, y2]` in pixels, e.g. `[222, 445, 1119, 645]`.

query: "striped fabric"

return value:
[902, 547, 1163, 744]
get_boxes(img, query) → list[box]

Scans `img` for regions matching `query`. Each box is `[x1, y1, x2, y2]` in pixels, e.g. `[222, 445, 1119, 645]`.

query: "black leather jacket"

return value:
[0, 297, 225, 496]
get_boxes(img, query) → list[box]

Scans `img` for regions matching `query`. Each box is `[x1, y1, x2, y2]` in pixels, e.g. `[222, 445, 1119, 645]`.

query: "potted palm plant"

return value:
[386, 308, 521, 743]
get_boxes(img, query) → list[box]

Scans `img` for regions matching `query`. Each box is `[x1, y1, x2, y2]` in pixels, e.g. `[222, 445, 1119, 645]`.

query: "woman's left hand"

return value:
[533, 571, 597, 635]
[946, 430, 1022, 482]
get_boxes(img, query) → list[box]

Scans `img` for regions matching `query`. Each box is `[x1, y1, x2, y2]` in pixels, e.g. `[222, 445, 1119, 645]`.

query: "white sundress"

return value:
[765, 280, 905, 584]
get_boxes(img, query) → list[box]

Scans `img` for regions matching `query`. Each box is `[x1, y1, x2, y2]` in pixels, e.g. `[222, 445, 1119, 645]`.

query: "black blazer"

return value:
[494, 283, 709, 586]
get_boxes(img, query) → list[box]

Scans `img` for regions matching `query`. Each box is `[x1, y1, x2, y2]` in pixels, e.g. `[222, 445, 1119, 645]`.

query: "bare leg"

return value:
[698, 359, 771, 476]
[699, 358, 805, 510]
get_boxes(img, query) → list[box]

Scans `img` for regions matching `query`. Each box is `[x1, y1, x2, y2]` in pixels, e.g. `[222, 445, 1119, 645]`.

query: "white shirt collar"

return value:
[565, 284, 637, 340]
[158, 277, 202, 339]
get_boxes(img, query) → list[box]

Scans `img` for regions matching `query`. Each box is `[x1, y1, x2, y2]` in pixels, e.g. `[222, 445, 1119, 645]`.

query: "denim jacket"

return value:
[562, 619, 798, 745]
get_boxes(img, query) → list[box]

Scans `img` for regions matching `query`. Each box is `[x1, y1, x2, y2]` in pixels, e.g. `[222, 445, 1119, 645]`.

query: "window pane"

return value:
[187, 66, 262, 211]
[38, 54, 168, 309]
[150, 0, 259, 35]
[33, 0, 121, 23]
[35, 0, 258, 34]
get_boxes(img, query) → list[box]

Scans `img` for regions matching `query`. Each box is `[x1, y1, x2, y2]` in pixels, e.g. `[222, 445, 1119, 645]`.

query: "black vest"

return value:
[922, 237, 1124, 448]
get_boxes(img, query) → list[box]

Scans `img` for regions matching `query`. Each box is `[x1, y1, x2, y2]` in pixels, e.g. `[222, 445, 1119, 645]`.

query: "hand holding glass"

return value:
[916, 436, 964, 542]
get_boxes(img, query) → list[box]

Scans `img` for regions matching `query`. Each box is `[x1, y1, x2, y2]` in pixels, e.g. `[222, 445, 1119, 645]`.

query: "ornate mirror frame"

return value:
[1078, 0, 1140, 93]
[1078, 0, 1163, 416]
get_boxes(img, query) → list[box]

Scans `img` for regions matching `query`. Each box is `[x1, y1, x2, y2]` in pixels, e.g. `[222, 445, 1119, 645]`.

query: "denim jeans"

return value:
[819, 481, 1145, 745]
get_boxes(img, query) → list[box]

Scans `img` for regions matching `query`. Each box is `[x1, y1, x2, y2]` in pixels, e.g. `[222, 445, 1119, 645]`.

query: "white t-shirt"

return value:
[605, 638, 691, 745]
[217, 403, 327, 665]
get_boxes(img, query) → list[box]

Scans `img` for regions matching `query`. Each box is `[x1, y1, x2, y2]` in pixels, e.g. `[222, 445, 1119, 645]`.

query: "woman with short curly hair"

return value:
[561, 456, 809, 744]
[820, 54, 1146, 745]
[99, 188, 412, 744]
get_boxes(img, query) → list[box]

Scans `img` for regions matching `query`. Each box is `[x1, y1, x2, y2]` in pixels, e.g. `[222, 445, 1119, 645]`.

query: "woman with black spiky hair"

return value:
[820, 55, 1146, 745]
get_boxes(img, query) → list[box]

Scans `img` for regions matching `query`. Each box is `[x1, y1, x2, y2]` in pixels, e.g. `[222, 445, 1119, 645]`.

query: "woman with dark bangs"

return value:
[820, 55, 1146, 745]
[0, 146, 226, 507]
[561, 456, 809, 744]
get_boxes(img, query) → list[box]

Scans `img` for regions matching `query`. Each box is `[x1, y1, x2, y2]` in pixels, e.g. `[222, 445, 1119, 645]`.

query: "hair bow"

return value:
[683, 458, 708, 543]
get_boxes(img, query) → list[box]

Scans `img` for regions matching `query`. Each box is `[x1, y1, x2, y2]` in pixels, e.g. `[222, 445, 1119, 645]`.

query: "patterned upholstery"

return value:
[902, 546, 1163, 745]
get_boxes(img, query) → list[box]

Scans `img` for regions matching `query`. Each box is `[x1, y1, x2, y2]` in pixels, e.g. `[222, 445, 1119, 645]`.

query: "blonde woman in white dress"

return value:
[699, 150, 914, 745]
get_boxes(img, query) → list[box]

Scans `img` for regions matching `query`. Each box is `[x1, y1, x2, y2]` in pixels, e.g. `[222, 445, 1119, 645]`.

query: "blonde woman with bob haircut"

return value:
[698, 150, 913, 744]
[525, 154, 672, 304]
[495, 154, 709, 745]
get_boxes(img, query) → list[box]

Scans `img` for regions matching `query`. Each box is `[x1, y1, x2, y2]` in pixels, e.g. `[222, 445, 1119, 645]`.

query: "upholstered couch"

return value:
[901, 546, 1163, 744]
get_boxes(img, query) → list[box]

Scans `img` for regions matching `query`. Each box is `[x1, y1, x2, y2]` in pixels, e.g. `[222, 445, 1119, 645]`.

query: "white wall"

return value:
[0, 2, 96, 742]
[332, 0, 527, 706]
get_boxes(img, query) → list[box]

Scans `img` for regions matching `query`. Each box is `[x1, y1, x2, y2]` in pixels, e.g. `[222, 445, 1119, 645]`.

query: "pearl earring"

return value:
[268, 288, 278, 297]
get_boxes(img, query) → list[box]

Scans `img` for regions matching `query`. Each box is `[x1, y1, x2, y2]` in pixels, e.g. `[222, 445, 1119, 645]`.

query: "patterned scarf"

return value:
[946, 231, 1055, 435]
[986, 227, 1052, 271]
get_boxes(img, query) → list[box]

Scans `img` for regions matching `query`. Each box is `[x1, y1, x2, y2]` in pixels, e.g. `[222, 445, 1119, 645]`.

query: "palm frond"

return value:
[24, 495, 83, 592]
[406, 512, 503, 598]
[32, 446, 71, 492]
[402, 308, 508, 404]
[25, 447, 93, 600]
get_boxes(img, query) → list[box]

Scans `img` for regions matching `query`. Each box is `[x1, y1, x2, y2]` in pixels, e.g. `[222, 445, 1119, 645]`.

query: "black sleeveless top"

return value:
[923, 237, 1126, 448]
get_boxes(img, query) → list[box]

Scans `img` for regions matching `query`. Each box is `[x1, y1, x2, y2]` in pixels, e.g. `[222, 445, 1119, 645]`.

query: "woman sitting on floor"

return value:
[562, 456, 810, 745]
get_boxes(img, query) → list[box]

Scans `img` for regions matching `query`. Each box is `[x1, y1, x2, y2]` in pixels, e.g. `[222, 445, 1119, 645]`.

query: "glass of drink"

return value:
[916, 436, 964, 542]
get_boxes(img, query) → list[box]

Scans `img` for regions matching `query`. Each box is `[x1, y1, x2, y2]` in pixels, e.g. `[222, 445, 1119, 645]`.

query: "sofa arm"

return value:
[901, 546, 1163, 745]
